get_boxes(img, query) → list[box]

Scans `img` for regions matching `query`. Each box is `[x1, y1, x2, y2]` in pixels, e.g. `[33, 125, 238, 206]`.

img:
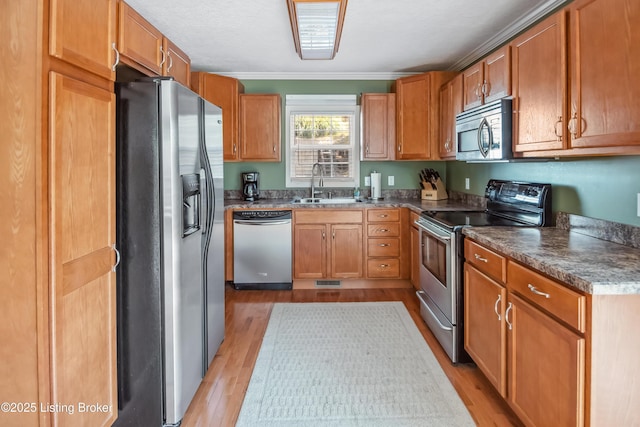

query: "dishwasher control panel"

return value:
[233, 210, 292, 220]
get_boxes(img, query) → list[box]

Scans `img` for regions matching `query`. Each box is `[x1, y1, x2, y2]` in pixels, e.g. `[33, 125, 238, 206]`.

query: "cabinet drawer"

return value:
[367, 208, 400, 222]
[294, 209, 363, 224]
[367, 258, 400, 278]
[508, 261, 586, 332]
[367, 223, 400, 237]
[465, 239, 506, 283]
[367, 238, 400, 257]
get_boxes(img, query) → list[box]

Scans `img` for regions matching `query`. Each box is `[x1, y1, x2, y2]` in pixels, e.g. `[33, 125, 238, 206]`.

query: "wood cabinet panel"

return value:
[508, 261, 586, 332]
[295, 209, 363, 224]
[567, 0, 640, 150]
[367, 258, 400, 278]
[367, 238, 400, 257]
[395, 72, 455, 160]
[367, 208, 400, 222]
[465, 239, 506, 283]
[117, 1, 163, 75]
[438, 74, 462, 158]
[49, 0, 116, 80]
[508, 293, 585, 427]
[483, 46, 511, 104]
[239, 94, 281, 161]
[462, 62, 483, 111]
[361, 93, 395, 160]
[191, 73, 244, 161]
[330, 224, 363, 278]
[511, 12, 567, 152]
[367, 223, 400, 237]
[163, 38, 191, 87]
[464, 264, 507, 397]
[49, 72, 117, 426]
[293, 224, 327, 279]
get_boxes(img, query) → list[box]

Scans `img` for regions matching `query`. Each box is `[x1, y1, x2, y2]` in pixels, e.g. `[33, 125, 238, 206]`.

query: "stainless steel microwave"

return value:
[455, 98, 513, 161]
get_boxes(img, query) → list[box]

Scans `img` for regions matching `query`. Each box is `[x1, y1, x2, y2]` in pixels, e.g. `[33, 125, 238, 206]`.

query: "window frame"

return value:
[285, 95, 360, 188]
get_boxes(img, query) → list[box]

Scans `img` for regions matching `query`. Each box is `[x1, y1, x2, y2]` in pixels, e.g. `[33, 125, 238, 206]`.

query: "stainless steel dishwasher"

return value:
[233, 210, 292, 290]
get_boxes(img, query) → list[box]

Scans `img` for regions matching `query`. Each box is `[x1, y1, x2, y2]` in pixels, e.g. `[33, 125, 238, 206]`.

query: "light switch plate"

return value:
[388, 176, 394, 186]
[364, 176, 371, 186]
[465, 178, 470, 190]
[637, 193, 640, 217]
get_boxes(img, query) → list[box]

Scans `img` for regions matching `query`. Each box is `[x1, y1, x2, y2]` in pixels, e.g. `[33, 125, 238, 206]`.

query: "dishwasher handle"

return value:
[233, 219, 291, 226]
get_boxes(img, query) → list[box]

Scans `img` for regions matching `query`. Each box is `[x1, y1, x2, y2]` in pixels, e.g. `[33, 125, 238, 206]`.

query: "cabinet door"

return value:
[395, 74, 432, 159]
[464, 264, 507, 397]
[568, 0, 640, 150]
[163, 38, 191, 87]
[483, 46, 511, 104]
[191, 73, 244, 161]
[330, 224, 363, 278]
[438, 74, 462, 158]
[49, 0, 116, 80]
[512, 12, 567, 152]
[117, 1, 163, 75]
[462, 62, 483, 110]
[361, 93, 395, 160]
[239, 94, 281, 161]
[49, 72, 117, 426]
[293, 225, 327, 279]
[508, 293, 585, 427]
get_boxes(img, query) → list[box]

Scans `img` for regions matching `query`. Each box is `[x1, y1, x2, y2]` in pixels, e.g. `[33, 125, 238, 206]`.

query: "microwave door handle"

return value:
[477, 117, 491, 158]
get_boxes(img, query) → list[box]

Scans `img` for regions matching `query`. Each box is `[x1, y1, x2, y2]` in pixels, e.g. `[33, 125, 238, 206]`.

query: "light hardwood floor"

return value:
[181, 285, 522, 427]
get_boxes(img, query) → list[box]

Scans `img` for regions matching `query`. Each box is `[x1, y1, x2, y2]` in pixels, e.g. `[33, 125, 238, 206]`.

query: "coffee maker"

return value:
[241, 172, 259, 201]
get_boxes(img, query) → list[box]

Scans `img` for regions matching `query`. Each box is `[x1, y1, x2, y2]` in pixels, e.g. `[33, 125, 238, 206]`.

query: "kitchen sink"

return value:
[292, 197, 363, 204]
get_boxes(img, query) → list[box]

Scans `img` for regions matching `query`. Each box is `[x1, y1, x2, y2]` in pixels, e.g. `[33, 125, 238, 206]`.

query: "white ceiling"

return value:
[124, 0, 569, 79]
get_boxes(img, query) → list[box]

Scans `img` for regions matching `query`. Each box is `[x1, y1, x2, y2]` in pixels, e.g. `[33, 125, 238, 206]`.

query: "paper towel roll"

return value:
[370, 172, 382, 199]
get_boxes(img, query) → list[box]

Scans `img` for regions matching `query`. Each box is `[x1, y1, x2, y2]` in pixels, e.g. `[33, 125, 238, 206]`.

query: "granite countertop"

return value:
[463, 226, 640, 295]
[224, 197, 481, 214]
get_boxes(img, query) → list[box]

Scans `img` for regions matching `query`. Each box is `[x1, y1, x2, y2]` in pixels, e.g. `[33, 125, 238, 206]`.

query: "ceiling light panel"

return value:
[287, 0, 348, 60]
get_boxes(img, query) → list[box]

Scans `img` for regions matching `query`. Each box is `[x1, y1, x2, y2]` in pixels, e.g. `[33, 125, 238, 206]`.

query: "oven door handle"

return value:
[414, 220, 452, 244]
[416, 291, 453, 332]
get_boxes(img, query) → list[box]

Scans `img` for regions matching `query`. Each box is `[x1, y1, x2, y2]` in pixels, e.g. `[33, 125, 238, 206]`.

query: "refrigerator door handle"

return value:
[200, 170, 208, 235]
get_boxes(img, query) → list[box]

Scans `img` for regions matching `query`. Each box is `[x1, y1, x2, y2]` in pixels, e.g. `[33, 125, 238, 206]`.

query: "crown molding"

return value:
[449, 0, 571, 71]
[213, 71, 418, 81]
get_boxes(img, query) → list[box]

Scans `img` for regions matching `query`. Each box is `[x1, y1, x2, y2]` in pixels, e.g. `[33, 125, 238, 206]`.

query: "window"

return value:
[285, 95, 359, 188]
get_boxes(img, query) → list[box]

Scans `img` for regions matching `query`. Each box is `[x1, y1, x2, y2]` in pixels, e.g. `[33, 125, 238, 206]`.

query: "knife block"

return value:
[421, 178, 448, 200]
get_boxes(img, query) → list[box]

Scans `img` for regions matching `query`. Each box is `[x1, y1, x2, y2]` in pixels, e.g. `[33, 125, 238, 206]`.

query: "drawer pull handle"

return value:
[474, 253, 488, 263]
[505, 302, 513, 330]
[494, 294, 502, 321]
[378, 243, 390, 247]
[379, 264, 389, 268]
[528, 284, 550, 298]
[379, 229, 389, 232]
[379, 214, 388, 218]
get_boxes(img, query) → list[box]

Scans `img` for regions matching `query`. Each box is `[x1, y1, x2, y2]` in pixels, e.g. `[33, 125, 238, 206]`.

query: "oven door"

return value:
[415, 219, 457, 325]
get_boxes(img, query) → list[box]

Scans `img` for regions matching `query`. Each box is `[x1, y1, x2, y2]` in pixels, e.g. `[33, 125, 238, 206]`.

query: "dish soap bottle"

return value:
[353, 186, 360, 200]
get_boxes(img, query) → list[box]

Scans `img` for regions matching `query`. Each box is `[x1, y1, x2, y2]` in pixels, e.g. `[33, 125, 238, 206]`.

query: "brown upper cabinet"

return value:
[566, 0, 640, 152]
[511, 12, 567, 153]
[49, 0, 117, 80]
[395, 72, 456, 160]
[117, 1, 191, 87]
[439, 74, 463, 159]
[162, 38, 191, 87]
[239, 94, 282, 161]
[462, 45, 511, 111]
[191, 73, 245, 161]
[361, 93, 396, 160]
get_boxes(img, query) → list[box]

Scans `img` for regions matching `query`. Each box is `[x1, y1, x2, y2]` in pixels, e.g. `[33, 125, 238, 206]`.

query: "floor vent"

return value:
[315, 280, 341, 288]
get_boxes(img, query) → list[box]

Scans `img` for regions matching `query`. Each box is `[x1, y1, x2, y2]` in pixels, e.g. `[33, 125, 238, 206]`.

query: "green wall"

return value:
[223, 79, 640, 226]
[446, 157, 640, 226]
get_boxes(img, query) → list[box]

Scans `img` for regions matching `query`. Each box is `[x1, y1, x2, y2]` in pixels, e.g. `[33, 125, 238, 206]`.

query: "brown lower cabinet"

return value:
[464, 238, 640, 426]
[293, 209, 363, 279]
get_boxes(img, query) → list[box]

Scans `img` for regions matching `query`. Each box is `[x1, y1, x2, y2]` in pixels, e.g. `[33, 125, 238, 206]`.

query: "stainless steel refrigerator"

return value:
[114, 77, 225, 427]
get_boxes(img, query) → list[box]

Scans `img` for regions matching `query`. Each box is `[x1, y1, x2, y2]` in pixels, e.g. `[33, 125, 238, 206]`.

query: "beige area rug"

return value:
[236, 302, 475, 426]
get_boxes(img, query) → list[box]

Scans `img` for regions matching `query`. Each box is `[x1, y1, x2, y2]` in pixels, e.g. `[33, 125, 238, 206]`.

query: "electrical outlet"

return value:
[388, 176, 395, 186]
[637, 193, 640, 217]
[465, 178, 470, 190]
[364, 176, 371, 186]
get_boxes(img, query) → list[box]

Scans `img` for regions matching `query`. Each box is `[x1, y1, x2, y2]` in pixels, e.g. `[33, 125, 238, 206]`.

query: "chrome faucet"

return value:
[310, 162, 324, 199]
